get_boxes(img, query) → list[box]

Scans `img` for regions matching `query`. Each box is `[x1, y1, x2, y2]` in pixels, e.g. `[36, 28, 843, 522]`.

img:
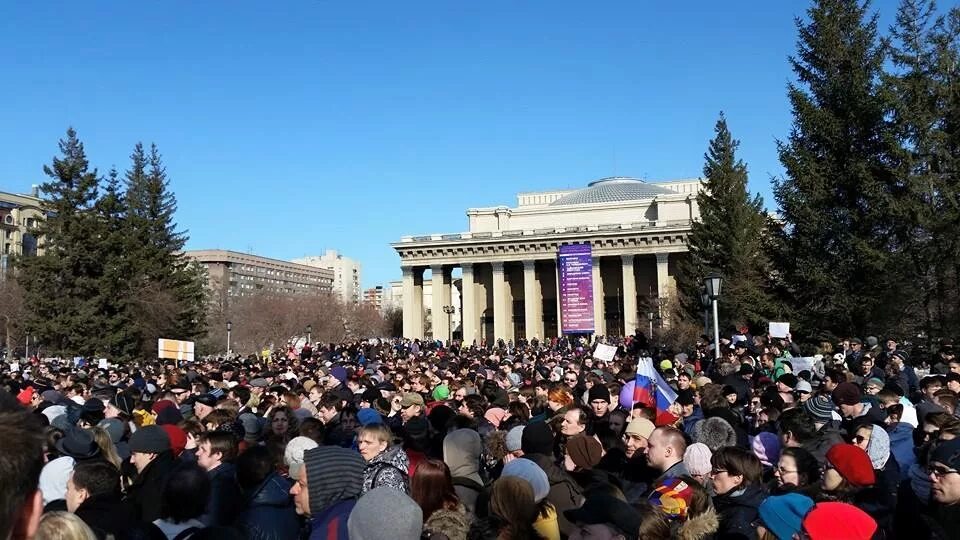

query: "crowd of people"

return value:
[1, 330, 959, 540]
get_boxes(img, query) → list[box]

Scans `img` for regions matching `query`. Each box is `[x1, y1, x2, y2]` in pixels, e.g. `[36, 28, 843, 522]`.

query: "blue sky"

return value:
[0, 1, 903, 287]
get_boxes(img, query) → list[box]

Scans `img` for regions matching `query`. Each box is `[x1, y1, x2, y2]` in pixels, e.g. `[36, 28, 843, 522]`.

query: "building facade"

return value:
[185, 250, 334, 308]
[363, 286, 384, 310]
[392, 177, 701, 342]
[0, 189, 46, 276]
[292, 250, 362, 304]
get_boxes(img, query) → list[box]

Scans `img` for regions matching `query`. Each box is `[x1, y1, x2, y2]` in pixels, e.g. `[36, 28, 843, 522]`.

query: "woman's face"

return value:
[854, 427, 871, 451]
[358, 433, 387, 461]
[822, 465, 843, 491]
[547, 399, 561, 412]
[710, 468, 742, 496]
[775, 454, 800, 487]
[271, 413, 289, 436]
[561, 410, 585, 436]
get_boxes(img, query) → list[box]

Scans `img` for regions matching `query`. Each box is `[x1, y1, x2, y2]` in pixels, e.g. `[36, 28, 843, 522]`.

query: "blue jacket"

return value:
[888, 422, 916, 481]
[309, 499, 356, 540]
[201, 463, 244, 527]
[235, 473, 300, 540]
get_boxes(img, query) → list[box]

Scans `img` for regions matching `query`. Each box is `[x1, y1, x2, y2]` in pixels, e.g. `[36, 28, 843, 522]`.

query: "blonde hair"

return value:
[36, 512, 98, 540]
[87, 427, 121, 469]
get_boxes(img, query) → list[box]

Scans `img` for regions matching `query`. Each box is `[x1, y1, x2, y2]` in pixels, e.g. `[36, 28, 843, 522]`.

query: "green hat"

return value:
[432, 384, 450, 401]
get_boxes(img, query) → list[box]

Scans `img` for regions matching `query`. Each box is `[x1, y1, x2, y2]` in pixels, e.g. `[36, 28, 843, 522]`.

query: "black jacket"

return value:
[202, 462, 244, 527]
[713, 484, 765, 540]
[524, 453, 584, 538]
[235, 472, 300, 540]
[75, 493, 149, 540]
[125, 451, 179, 523]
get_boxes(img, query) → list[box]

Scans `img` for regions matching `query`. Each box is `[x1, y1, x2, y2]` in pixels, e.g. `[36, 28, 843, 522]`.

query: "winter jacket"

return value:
[676, 507, 721, 540]
[234, 472, 300, 540]
[682, 407, 705, 435]
[361, 444, 410, 494]
[713, 484, 764, 540]
[888, 422, 916, 481]
[201, 462, 243, 527]
[802, 423, 845, 465]
[423, 504, 471, 540]
[596, 448, 654, 503]
[524, 453, 584, 538]
[74, 493, 145, 540]
[443, 429, 485, 515]
[308, 500, 355, 540]
[125, 451, 179, 523]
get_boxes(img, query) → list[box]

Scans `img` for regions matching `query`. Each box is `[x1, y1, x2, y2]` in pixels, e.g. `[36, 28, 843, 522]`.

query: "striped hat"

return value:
[303, 446, 365, 516]
[648, 477, 694, 519]
[803, 395, 834, 421]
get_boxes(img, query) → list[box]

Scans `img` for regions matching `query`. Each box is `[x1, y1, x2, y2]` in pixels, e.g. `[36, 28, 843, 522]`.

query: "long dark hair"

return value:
[411, 459, 460, 522]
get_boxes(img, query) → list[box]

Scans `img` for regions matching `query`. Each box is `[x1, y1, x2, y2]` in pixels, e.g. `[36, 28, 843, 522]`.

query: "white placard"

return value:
[593, 343, 617, 362]
[98, 358, 109, 369]
[9, 362, 19, 372]
[768, 322, 790, 339]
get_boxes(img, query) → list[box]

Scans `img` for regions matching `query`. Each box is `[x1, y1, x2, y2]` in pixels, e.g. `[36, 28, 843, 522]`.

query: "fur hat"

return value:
[424, 506, 470, 540]
[692, 417, 737, 452]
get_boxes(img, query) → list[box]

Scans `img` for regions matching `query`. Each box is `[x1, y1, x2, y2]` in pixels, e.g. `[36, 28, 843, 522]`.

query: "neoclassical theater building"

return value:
[392, 176, 702, 342]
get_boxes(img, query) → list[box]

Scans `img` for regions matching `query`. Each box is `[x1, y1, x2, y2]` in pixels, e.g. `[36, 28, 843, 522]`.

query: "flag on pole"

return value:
[633, 357, 678, 413]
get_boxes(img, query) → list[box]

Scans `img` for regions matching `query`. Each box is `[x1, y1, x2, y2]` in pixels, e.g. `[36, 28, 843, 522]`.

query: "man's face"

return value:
[308, 387, 322, 402]
[644, 431, 670, 471]
[411, 380, 424, 393]
[678, 375, 691, 390]
[401, 404, 421, 422]
[623, 433, 647, 458]
[194, 402, 213, 420]
[290, 466, 311, 516]
[930, 461, 960, 505]
[925, 382, 944, 400]
[839, 402, 859, 418]
[590, 399, 609, 417]
[196, 441, 219, 471]
[949, 380, 960, 394]
[851, 342, 862, 351]
[824, 377, 838, 392]
[131, 451, 155, 473]
[319, 406, 337, 423]
[65, 473, 86, 513]
[563, 373, 578, 389]
[861, 358, 875, 375]
[886, 340, 897, 351]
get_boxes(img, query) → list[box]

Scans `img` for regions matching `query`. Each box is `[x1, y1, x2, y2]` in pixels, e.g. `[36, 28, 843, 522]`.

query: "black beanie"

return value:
[129, 425, 171, 454]
[521, 421, 554, 455]
[587, 384, 610, 404]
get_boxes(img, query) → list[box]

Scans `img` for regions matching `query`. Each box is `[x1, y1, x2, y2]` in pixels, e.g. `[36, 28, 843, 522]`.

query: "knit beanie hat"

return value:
[692, 417, 737, 452]
[97, 418, 124, 444]
[521, 421, 554, 456]
[501, 457, 550, 502]
[17, 386, 35, 405]
[932, 437, 960, 469]
[864, 424, 890, 469]
[587, 384, 610, 403]
[758, 493, 814, 540]
[304, 446, 364, 516]
[432, 384, 450, 401]
[285, 436, 319, 478]
[751, 432, 782, 468]
[683, 443, 713, 476]
[624, 418, 655, 440]
[128, 425, 170, 454]
[348, 487, 423, 540]
[802, 502, 877, 540]
[803, 395, 835, 422]
[648, 477, 694, 520]
[505, 425, 525, 453]
[160, 425, 187, 457]
[826, 444, 875, 487]
[831, 382, 861, 407]
[484, 407, 507, 428]
[357, 408, 383, 426]
[566, 434, 602, 470]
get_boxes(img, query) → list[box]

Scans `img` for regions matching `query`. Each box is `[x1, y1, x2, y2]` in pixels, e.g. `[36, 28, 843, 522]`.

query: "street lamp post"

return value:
[703, 273, 723, 360]
[306, 324, 312, 345]
[700, 287, 711, 337]
[442, 305, 456, 343]
[226, 321, 232, 355]
[647, 310, 655, 343]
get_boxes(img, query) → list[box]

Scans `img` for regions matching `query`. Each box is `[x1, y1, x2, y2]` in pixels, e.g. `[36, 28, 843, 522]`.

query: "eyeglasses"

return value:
[775, 466, 798, 475]
[564, 378, 577, 383]
[928, 464, 959, 479]
[710, 468, 728, 476]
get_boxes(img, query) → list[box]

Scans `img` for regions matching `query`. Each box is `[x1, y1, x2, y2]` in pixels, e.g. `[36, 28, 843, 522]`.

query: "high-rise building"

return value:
[0, 188, 46, 276]
[363, 286, 384, 311]
[184, 249, 334, 309]
[292, 250, 361, 304]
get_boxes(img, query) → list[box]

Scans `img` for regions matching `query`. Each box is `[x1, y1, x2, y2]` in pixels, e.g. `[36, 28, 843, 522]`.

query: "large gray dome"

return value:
[549, 177, 676, 206]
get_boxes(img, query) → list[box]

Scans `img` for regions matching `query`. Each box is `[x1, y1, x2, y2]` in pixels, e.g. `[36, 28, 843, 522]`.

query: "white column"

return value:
[430, 265, 447, 341]
[523, 260, 542, 339]
[592, 256, 605, 336]
[656, 253, 671, 299]
[401, 266, 422, 339]
[461, 263, 477, 344]
[621, 255, 637, 337]
[492, 262, 507, 340]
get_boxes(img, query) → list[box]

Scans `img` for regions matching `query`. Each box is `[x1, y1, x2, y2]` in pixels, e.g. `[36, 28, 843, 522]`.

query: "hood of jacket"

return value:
[676, 507, 720, 540]
[443, 429, 483, 485]
[305, 446, 365, 515]
[370, 443, 409, 470]
[249, 472, 294, 508]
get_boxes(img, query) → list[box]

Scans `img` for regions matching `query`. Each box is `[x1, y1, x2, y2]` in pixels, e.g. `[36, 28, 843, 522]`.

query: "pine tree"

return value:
[774, 0, 902, 338]
[675, 114, 782, 333]
[17, 128, 105, 355]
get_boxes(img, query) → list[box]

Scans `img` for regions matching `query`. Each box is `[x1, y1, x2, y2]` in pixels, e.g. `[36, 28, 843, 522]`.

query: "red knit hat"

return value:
[160, 425, 187, 457]
[826, 444, 875, 487]
[17, 386, 35, 406]
[802, 502, 877, 539]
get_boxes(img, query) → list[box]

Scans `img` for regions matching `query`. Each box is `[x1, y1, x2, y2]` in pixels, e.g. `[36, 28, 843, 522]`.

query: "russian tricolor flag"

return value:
[633, 357, 678, 413]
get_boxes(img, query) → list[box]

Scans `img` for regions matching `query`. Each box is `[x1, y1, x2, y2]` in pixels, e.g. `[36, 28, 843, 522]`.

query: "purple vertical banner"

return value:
[558, 243, 595, 334]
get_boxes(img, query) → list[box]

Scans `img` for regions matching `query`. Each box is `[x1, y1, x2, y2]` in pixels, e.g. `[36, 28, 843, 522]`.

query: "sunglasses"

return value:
[929, 464, 959, 479]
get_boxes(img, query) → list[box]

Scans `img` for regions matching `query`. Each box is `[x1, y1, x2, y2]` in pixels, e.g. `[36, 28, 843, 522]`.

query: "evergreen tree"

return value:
[773, 0, 902, 338]
[17, 128, 105, 355]
[675, 114, 781, 332]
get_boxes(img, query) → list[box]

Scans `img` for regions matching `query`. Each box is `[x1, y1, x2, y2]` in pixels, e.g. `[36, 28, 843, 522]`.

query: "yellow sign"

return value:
[158, 339, 195, 364]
